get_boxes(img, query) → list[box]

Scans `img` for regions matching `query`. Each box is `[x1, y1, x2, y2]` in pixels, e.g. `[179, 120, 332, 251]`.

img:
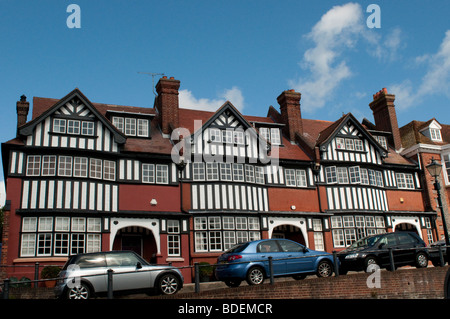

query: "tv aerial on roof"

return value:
[138, 72, 165, 96]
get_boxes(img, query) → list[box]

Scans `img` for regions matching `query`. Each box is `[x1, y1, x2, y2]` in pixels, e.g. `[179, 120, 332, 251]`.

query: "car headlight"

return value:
[345, 253, 359, 259]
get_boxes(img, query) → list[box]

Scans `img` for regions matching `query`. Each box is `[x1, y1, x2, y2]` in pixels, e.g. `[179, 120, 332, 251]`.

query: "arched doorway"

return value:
[271, 225, 306, 246]
[112, 226, 157, 263]
[394, 222, 419, 235]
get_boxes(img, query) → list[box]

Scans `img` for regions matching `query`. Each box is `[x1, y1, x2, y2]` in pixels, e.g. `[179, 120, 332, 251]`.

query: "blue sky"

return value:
[1, 0, 450, 206]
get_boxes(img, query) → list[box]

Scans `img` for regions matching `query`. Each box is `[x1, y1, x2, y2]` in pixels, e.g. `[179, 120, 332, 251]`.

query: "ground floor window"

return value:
[194, 216, 261, 252]
[20, 216, 102, 257]
[331, 215, 386, 248]
[167, 220, 181, 256]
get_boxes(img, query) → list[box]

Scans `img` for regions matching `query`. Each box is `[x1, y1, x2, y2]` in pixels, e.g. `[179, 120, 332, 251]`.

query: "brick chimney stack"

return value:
[16, 94, 29, 135]
[155, 76, 180, 135]
[369, 88, 402, 151]
[277, 89, 303, 142]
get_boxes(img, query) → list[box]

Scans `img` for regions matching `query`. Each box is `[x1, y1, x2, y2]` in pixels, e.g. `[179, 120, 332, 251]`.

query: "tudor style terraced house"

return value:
[0, 78, 441, 283]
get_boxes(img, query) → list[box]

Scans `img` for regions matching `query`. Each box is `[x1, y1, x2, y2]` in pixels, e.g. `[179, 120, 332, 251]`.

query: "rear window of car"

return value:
[226, 242, 250, 253]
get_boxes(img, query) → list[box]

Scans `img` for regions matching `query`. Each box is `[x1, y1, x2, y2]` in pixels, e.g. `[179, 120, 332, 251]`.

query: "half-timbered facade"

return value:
[1, 79, 439, 283]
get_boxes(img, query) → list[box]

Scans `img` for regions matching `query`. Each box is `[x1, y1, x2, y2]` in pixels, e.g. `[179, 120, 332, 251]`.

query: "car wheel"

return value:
[316, 260, 333, 278]
[246, 267, 265, 285]
[66, 282, 91, 300]
[364, 256, 378, 272]
[158, 273, 180, 295]
[415, 252, 429, 268]
[224, 280, 242, 287]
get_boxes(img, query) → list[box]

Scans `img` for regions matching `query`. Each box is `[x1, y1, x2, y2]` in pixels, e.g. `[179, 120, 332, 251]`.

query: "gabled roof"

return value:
[19, 88, 127, 144]
[315, 113, 388, 157]
[400, 119, 450, 149]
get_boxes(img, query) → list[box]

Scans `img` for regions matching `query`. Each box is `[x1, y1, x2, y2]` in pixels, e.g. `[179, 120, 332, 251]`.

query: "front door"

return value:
[122, 235, 142, 256]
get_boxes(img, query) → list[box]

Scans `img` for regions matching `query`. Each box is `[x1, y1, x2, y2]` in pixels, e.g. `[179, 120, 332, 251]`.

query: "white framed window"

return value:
[58, 156, 73, 177]
[194, 232, 208, 252]
[375, 136, 387, 149]
[193, 162, 205, 181]
[26, 155, 41, 176]
[87, 218, 102, 232]
[325, 166, 337, 184]
[67, 120, 80, 135]
[71, 233, 85, 255]
[259, 127, 270, 142]
[112, 117, 124, 133]
[234, 130, 244, 145]
[368, 169, 377, 186]
[332, 229, 345, 247]
[248, 217, 260, 230]
[125, 118, 136, 136]
[74, 157, 88, 178]
[72, 217, 86, 232]
[254, 166, 265, 184]
[345, 139, 355, 150]
[220, 163, 232, 181]
[54, 233, 70, 256]
[22, 217, 37, 232]
[86, 234, 101, 253]
[142, 163, 155, 183]
[103, 160, 116, 181]
[236, 217, 248, 230]
[396, 173, 414, 189]
[208, 216, 221, 230]
[81, 121, 95, 136]
[206, 162, 219, 181]
[354, 139, 364, 151]
[42, 155, 56, 176]
[296, 170, 307, 187]
[167, 220, 180, 256]
[245, 165, 255, 183]
[223, 217, 235, 230]
[137, 119, 149, 137]
[37, 233, 52, 256]
[430, 128, 442, 141]
[270, 128, 281, 145]
[90, 158, 102, 179]
[348, 166, 360, 184]
[233, 164, 244, 182]
[444, 153, 450, 185]
[223, 231, 236, 250]
[21, 234, 36, 257]
[53, 118, 66, 134]
[375, 171, 384, 187]
[337, 167, 349, 184]
[55, 217, 70, 232]
[222, 130, 233, 144]
[285, 169, 296, 187]
[156, 165, 169, 184]
[38, 217, 53, 232]
[336, 138, 345, 149]
[360, 168, 369, 185]
[209, 128, 221, 142]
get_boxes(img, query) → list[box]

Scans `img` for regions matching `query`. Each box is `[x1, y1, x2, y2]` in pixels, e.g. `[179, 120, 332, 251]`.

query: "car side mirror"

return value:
[303, 246, 308, 253]
[136, 262, 142, 269]
[379, 243, 385, 249]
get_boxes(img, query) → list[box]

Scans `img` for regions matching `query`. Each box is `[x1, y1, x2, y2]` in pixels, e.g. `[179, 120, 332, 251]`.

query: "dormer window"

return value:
[430, 128, 442, 141]
[52, 118, 94, 136]
[259, 127, 281, 145]
[112, 116, 149, 138]
[419, 119, 442, 142]
[374, 136, 387, 149]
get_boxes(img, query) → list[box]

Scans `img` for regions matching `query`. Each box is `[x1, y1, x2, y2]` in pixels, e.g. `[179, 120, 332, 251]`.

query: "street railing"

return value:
[0, 245, 448, 299]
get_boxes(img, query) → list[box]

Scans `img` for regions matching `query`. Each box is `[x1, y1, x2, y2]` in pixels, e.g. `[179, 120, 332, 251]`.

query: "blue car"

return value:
[215, 239, 337, 287]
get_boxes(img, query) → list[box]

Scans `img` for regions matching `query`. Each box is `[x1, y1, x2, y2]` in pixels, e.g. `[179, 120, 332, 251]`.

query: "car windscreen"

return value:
[350, 235, 383, 249]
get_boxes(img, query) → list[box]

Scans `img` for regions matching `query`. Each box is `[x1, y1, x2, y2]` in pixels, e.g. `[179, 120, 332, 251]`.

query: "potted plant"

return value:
[41, 265, 61, 288]
[198, 262, 213, 282]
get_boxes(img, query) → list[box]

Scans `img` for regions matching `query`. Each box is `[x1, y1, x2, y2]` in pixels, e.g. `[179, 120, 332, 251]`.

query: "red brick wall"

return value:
[156, 266, 449, 299]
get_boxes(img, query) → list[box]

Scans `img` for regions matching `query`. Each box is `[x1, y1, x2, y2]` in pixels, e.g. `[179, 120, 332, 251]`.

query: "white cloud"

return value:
[290, 3, 364, 111]
[0, 180, 5, 208]
[179, 86, 245, 112]
[391, 30, 450, 109]
[290, 3, 405, 112]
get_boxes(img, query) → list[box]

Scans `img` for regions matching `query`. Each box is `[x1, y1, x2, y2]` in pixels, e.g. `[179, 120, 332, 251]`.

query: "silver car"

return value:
[55, 251, 183, 299]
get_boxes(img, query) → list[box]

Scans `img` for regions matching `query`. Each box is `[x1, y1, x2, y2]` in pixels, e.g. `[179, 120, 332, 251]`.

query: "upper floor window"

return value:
[207, 128, 245, 145]
[325, 166, 383, 187]
[259, 127, 281, 145]
[374, 136, 387, 149]
[430, 128, 442, 141]
[396, 173, 415, 189]
[52, 118, 94, 136]
[285, 169, 307, 187]
[112, 116, 149, 137]
[335, 137, 365, 152]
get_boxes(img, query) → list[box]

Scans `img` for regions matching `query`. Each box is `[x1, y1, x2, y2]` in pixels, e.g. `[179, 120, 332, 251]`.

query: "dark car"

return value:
[215, 239, 337, 287]
[429, 239, 449, 266]
[55, 251, 183, 299]
[337, 232, 429, 273]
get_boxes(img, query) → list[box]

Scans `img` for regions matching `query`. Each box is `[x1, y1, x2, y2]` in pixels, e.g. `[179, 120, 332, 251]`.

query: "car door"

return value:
[255, 240, 287, 276]
[376, 233, 398, 267]
[76, 253, 108, 293]
[105, 252, 151, 292]
[278, 240, 314, 274]
[394, 233, 419, 266]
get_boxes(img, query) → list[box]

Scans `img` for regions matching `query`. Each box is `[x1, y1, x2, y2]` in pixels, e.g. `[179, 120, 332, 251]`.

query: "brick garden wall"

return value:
[157, 266, 450, 299]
